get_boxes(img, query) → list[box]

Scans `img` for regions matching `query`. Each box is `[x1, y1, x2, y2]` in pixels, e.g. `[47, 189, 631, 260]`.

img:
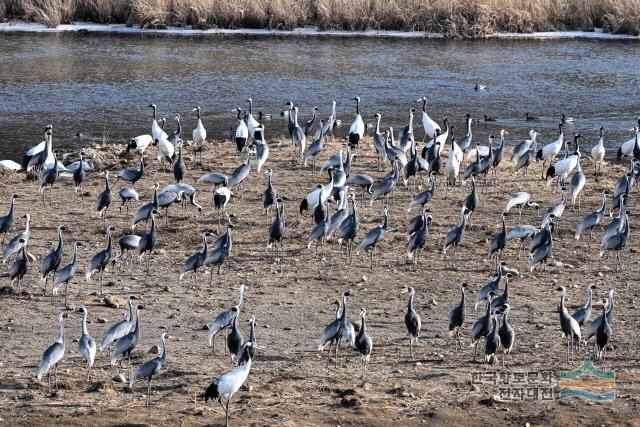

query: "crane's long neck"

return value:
[158, 335, 167, 364]
[501, 215, 506, 233]
[587, 287, 593, 309]
[293, 109, 300, 127]
[104, 175, 110, 192]
[238, 286, 244, 311]
[407, 292, 414, 311]
[560, 292, 566, 313]
[56, 228, 64, 251]
[467, 118, 472, 135]
[151, 105, 156, 120]
[356, 99, 360, 115]
[382, 210, 388, 229]
[340, 295, 348, 321]
[105, 229, 113, 253]
[134, 309, 141, 334]
[237, 109, 242, 121]
[460, 287, 465, 307]
[72, 242, 79, 263]
[127, 298, 134, 321]
[375, 116, 381, 133]
[421, 98, 426, 112]
[152, 189, 158, 208]
[202, 235, 208, 255]
[408, 111, 413, 129]
[248, 100, 253, 114]
[360, 313, 367, 332]
[9, 197, 14, 216]
[82, 310, 89, 335]
[58, 315, 65, 344]
[24, 217, 30, 234]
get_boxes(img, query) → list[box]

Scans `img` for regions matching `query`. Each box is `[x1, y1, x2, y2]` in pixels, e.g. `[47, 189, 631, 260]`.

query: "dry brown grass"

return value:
[1, 0, 640, 36]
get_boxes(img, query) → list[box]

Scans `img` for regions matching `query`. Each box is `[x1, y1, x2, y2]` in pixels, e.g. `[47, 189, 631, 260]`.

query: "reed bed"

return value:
[2, 0, 640, 37]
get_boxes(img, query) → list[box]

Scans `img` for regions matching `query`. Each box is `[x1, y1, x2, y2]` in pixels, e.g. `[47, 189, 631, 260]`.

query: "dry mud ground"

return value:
[0, 134, 639, 426]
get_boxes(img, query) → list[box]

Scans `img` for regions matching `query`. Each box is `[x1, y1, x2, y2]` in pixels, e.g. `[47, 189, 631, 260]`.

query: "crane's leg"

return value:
[64, 281, 68, 307]
[99, 269, 104, 295]
[209, 269, 213, 286]
[54, 363, 58, 391]
[473, 342, 477, 362]
[225, 398, 231, 427]
[87, 366, 91, 383]
[146, 378, 152, 406]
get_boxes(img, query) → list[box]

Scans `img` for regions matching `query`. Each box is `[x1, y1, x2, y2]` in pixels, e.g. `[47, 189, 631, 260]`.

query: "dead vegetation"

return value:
[2, 0, 640, 37]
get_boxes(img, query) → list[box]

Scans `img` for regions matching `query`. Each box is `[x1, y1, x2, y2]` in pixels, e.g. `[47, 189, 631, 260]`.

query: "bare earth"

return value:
[0, 134, 638, 426]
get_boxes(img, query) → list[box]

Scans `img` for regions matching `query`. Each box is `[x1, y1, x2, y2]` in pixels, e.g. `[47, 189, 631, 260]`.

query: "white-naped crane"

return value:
[448, 282, 468, 349]
[3, 213, 31, 264]
[130, 332, 171, 406]
[0, 194, 17, 243]
[110, 303, 143, 368]
[37, 311, 68, 392]
[78, 306, 96, 383]
[319, 290, 353, 365]
[180, 231, 212, 288]
[99, 295, 137, 351]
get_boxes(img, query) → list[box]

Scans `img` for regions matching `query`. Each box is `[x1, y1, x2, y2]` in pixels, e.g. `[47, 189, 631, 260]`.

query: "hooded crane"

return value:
[208, 284, 245, 353]
[408, 172, 436, 211]
[318, 290, 353, 363]
[78, 306, 96, 383]
[462, 175, 478, 226]
[173, 141, 186, 183]
[470, 292, 495, 361]
[110, 304, 143, 367]
[251, 124, 269, 173]
[226, 307, 243, 363]
[599, 210, 630, 272]
[355, 308, 373, 377]
[95, 171, 113, 229]
[204, 342, 254, 427]
[584, 289, 614, 343]
[595, 299, 612, 362]
[569, 157, 585, 210]
[41, 225, 67, 295]
[9, 239, 29, 294]
[356, 206, 388, 269]
[3, 213, 30, 264]
[405, 287, 421, 357]
[572, 284, 597, 327]
[498, 304, 514, 366]
[488, 213, 507, 266]
[304, 120, 326, 173]
[558, 286, 581, 362]
[575, 191, 606, 242]
[406, 209, 431, 267]
[130, 332, 171, 406]
[72, 151, 86, 198]
[117, 155, 145, 185]
[268, 199, 285, 255]
[37, 311, 67, 391]
[137, 210, 158, 275]
[0, 194, 17, 243]
[442, 205, 467, 260]
[448, 282, 468, 349]
[85, 225, 114, 295]
[484, 309, 501, 365]
[180, 231, 211, 288]
[457, 114, 473, 152]
[52, 241, 81, 306]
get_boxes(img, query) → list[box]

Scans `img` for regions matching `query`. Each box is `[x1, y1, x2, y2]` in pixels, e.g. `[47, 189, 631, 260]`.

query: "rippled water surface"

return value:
[0, 33, 639, 159]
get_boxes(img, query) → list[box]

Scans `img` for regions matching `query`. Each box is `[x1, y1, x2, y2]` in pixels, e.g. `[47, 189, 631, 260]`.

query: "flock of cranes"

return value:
[1, 97, 636, 425]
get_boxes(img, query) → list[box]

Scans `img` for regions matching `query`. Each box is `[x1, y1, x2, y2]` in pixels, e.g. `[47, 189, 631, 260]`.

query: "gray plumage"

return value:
[119, 187, 139, 214]
[85, 225, 114, 295]
[9, 241, 29, 293]
[180, 231, 210, 286]
[41, 225, 67, 292]
[408, 173, 436, 211]
[117, 155, 145, 185]
[356, 206, 388, 268]
[369, 161, 398, 206]
[52, 241, 80, 303]
[0, 194, 17, 240]
[585, 289, 614, 342]
[442, 206, 467, 256]
[404, 287, 421, 357]
[95, 171, 113, 228]
[355, 308, 373, 376]
[208, 284, 245, 351]
[448, 282, 467, 349]
[474, 262, 505, 310]
[470, 293, 495, 361]
[488, 212, 507, 261]
[129, 332, 170, 406]
[173, 142, 186, 182]
[131, 186, 159, 231]
[557, 286, 581, 362]
[228, 149, 253, 190]
[572, 284, 596, 326]
[100, 295, 136, 351]
[226, 307, 243, 363]
[110, 304, 143, 366]
[484, 309, 501, 363]
[197, 171, 229, 188]
[3, 213, 31, 264]
[406, 209, 431, 263]
[78, 306, 96, 382]
[112, 234, 141, 266]
[37, 312, 67, 390]
[498, 304, 514, 365]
